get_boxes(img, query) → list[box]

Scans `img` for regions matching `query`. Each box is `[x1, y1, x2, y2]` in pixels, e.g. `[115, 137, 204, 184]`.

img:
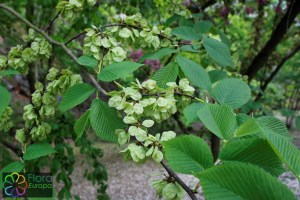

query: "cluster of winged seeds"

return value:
[108, 78, 195, 163]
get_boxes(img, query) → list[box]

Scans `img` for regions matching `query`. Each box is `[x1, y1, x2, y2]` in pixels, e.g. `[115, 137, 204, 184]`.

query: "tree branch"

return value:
[255, 43, 300, 101]
[0, 3, 108, 95]
[2, 139, 23, 157]
[88, 74, 108, 95]
[65, 31, 86, 45]
[243, 0, 300, 80]
[261, 44, 300, 92]
[187, 0, 216, 25]
[272, 0, 283, 27]
[98, 23, 180, 43]
[201, 0, 216, 10]
[44, 11, 61, 32]
[188, 0, 216, 13]
[141, 92, 204, 102]
[161, 160, 198, 200]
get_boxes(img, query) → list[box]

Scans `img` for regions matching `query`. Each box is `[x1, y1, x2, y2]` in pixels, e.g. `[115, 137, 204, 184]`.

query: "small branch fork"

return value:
[161, 160, 198, 200]
[0, 4, 200, 199]
[0, 3, 107, 95]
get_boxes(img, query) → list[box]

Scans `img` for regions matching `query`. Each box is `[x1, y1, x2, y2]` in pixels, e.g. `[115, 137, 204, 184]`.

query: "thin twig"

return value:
[2, 138, 23, 157]
[0, 4, 60, 45]
[65, 31, 86, 45]
[192, 181, 200, 193]
[88, 74, 108, 95]
[152, 0, 162, 25]
[99, 23, 175, 42]
[0, 4, 108, 95]
[165, 53, 175, 66]
[173, 112, 192, 135]
[142, 92, 204, 102]
[44, 11, 61, 32]
[161, 160, 198, 200]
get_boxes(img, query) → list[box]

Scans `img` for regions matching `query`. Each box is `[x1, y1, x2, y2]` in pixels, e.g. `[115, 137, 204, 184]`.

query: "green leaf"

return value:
[208, 70, 227, 83]
[176, 56, 211, 91]
[212, 78, 251, 109]
[140, 48, 177, 62]
[164, 135, 213, 175]
[171, 26, 200, 41]
[263, 135, 300, 178]
[0, 161, 24, 188]
[197, 162, 296, 200]
[59, 83, 95, 112]
[77, 55, 98, 68]
[165, 15, 181, 26]
[234, 118, 261, 137]
[179, 17, 194, 27]
[152, 62, 179, 88]
[234, 116, 300, 177]
[219, 137, 285, 176]
[217, 30, 231, 47]
[193, 21, 212, 33]
[197, 104, 237, 140]
[236, 113, 252, 126]
[0, 85, 11, 115]
[90, 99, 126, 142]
[24, 143, 56, 160]
[74, 110, 90, 140]
[0, 161, 24, 173]
[257, 116, 292, 141]
[256, 117, 300, 177]
[203, 37, 234, 68]
[98, 61, 144, 82]
[235, 116, 291, 140]
[0, 69, 20, 77]
[180, 45, 200, 53]
[183, 103, 203, 125]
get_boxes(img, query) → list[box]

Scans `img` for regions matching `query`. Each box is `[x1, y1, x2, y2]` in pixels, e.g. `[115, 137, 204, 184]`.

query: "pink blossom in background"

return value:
[130, 50, 143, 62]
[245, 7, 254, 15]
[257, 0, 268, 5]
[220, 6, 229, 18]
[182, 0, 191, 6]
[144, 59, 161, 70]
[130, 50, 161, 70]
[274, 5, 282, 14]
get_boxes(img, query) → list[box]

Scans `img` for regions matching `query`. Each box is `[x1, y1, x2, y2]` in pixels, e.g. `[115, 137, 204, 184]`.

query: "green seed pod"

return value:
[15, 129, 26, 144]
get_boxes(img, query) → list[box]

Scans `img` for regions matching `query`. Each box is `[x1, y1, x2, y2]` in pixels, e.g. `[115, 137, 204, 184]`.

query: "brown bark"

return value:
[244, 0, 300, 80]
[260, 44, 300, 92]
[25, 1, 36, 95]
[255, 44, 300, 101]
[188, 0, 216, 13]
[211, 134, 220, 161]
[161, 161, 198, 200]
[2, 139, 22, 157]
